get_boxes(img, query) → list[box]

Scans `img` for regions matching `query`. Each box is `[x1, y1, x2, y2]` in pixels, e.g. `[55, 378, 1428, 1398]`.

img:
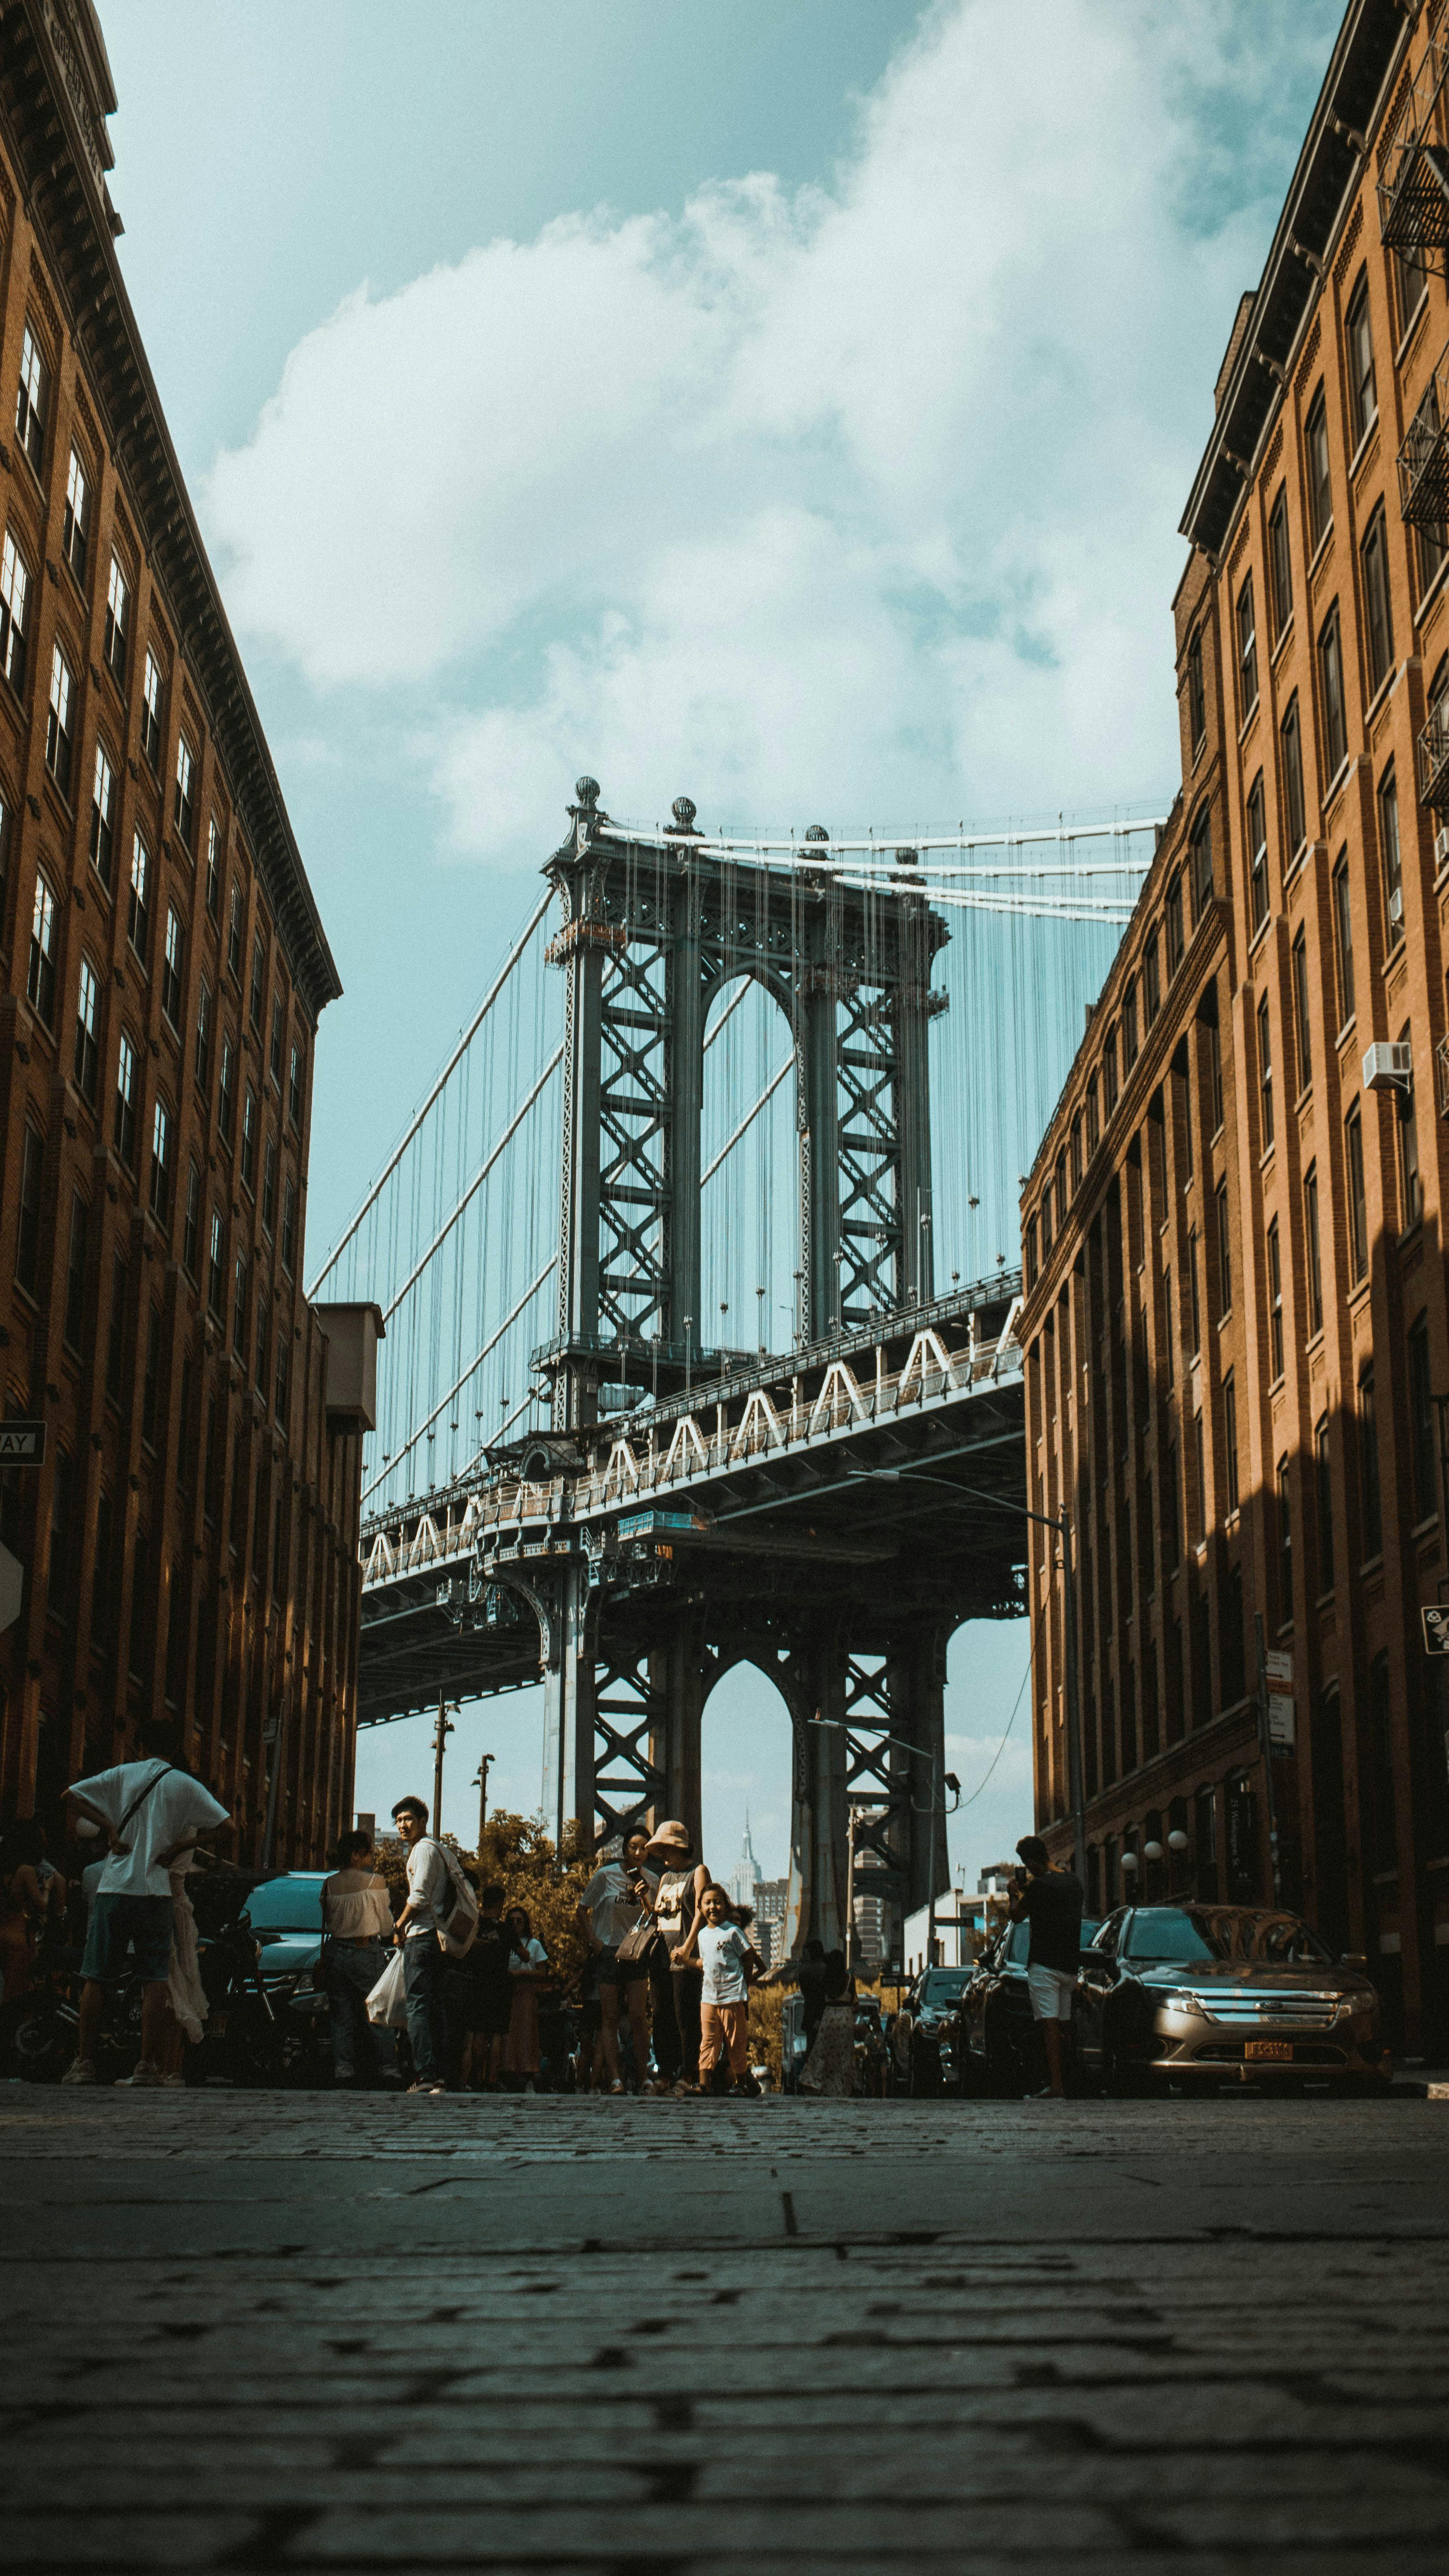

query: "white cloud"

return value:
[204, 0, 1308, 851]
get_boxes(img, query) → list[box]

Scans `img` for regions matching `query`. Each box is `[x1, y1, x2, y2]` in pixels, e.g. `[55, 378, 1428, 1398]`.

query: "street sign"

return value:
[1264, 1649, 1293, 1686]
[1267, 1692, 1296, 1750]
[1423, 1605, 1449, 1657]
[0, 1541, 21, 1636]
[0, 1421, 45, 1464]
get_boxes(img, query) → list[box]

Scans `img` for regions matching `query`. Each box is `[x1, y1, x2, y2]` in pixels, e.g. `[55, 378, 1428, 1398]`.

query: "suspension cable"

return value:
[361, 1256, 557, 1507]
[701, 1055, 792, 1185]
[380, 1045, 563, 1326]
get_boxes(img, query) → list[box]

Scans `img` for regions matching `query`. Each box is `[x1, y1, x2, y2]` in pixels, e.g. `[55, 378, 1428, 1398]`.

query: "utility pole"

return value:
[472, 1751, 495, 1854]
[845, 1803, 857, 1973]
[432, 1692, 457, 1837]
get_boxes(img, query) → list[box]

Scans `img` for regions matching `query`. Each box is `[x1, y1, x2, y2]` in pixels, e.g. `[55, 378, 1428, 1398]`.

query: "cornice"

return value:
[0, 0, 342, 1024]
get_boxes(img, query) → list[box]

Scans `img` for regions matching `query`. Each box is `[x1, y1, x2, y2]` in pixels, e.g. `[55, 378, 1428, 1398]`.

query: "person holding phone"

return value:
[1007, 1833, 1083, 2101]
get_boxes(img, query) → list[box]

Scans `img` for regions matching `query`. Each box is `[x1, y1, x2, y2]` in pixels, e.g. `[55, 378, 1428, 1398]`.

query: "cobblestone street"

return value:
[5, 2090, 1448, 2573]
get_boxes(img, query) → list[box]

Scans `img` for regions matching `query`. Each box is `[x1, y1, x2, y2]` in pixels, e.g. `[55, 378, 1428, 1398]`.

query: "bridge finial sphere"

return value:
[671, 795, 697, 831]
[575, 776, 600, 809]
[804, 823, 829, 843]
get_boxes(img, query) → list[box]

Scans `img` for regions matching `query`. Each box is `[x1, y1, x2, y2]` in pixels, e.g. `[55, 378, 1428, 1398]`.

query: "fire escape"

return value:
[1386, 36, 1449, 823]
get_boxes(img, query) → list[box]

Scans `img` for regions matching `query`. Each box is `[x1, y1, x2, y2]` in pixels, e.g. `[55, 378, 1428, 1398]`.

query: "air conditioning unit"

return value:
[1388, 885, 1405, 924]
[1363, 1040, 1413, 1093]
[1435, 826, 1449, 870]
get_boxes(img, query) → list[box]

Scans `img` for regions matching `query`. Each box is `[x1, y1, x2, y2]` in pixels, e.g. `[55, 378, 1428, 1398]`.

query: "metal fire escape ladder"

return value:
[1379, 36, 1449, 251]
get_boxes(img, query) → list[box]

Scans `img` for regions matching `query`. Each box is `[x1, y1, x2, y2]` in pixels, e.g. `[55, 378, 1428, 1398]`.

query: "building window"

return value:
[1236, 572, 1258, 716]
[1291, 929, 1312, 1093]
[194, 981, 212, 1097]
[1331, 852, 1355, 1025]
[227, 880, 243, 979]
[281, 1176, 296, 1278]
[255, 1293, 270, 1396]
[89, 741, 116, 888]
[1207, 1008, 1224, 1133]
[47, 1450, 73, 1618]
[1223, 1369, 1239, 1514]
[161, 908, 185, 1030]
[1162, 1266, 1173, 1387]
[1359, 1361, 1382, 1557]
[275, 1334, 290, 1428]
[45, 644, 74, 797]
[1267, 1215, 1284, 1380]
[1370, 1653, 1398, 1871]
[1166, 1443, 1181, 1571]
[241, 1085, 258, 1193]
[1397, 1029, 1421, 1230]
[1194, 1409, 1206, 1541]
[249, 930, 267, 1031]
[1025, 1215, 1039, 1288]
[1257, 993, 1274, 1148]
[1215, 1176, 1230, 1314]
[115, 1032, 138, 1167]
[1304, 1162, 1322, 1336]
[288, 1036, 305, 1130]
[1103, 1029, 1118, 1113]
[27, 871, 57, 1024]
[1086, 1071, 1099, 1154]
[1268, 485, 1292, 638]
[141, 650, 164, 768]
[1186, 626, 1206, 751]
[128, 832, 150, 965]
[149, 1098, 173, 1226]
[174, 735, 196, 850]
[1247, 771, 1268, 929]
[1279, 694, 1305, 861]
[206, 816, 222, 917]
[63, 448, 90, 586]
[1346, 1104, 1367, 1283]
[1315, 1417, 1335, 1593]
[1143, 929, 1160, 1026]
[1122, 980, 1139, 1070]
[105, 1259, 127, 1400]
[1276, 1455, 1293, 1624]
[1361, 505, 1394, 695]
[218, 1034, 236, 1147]
[63, 1192, 88, 1349]
[270, 990, 284, 1088]
[1165, 872, 1184, 975]
[141, 1309, 161, 1447]
[182, 1160, 201, 1278]
[1394, 238, 1431, 343]
[262, 1132, 276, 1236]
[207, 1209, 225, 1319]
[1318, 604, 1346, 777]
[1305, 384, 1332, 545]
[0, 531, 30, 695]
[1055, 1145, 1067, 1220]
[15, 1125, 43, 1293]
[1187, 1227, 1201, 1356]
[1041, 1181, 1053, 1257]
[74, 956, 99, 1102]
[15, 322, 48, 472]
[1346, 273, 1376, 447]
[1409, 1310, 1437, 1522]
[1190, 804, 1213, 924]
[104, 555, 128, 684]
[232, 1253, 248, 1354]
[1378, 766, 1403, 946]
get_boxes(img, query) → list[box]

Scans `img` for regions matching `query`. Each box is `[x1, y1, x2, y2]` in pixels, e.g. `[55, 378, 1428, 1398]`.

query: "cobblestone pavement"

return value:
[4, 2090, 1448, 2573]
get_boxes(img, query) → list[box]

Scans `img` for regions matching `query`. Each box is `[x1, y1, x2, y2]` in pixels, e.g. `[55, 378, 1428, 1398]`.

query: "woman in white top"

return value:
[320, 1830, 401, 2085]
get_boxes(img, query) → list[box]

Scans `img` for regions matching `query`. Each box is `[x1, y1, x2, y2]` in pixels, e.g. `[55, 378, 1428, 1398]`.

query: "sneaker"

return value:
[116, 2062, 164, 2088]
[731, 2075, 762, 2099]
[608, 2078, 625, 2095]
[405, 2080, 444, 2095]
[61, 2059, 98, 2086]
[1025, 2087, 1066, 2102]
[522, 2077, 536, 2095]
[161, 2073, 186, 2089]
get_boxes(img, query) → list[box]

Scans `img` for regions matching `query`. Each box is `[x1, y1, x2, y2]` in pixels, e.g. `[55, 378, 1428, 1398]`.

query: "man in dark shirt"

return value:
[1007, 1834, 1084, 2100]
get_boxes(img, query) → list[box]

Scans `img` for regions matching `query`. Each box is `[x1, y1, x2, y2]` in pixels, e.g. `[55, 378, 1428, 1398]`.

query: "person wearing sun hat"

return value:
[641, 1819, 711, 2095]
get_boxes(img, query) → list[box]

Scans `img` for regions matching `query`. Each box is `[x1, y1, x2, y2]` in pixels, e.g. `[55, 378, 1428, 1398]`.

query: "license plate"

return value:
[1245, 2038, 1293, 2063]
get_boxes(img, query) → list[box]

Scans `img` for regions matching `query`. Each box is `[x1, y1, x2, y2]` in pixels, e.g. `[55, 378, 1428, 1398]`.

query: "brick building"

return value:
[1021, 0, 1449, 2054]
[0, 2, 373, 1865]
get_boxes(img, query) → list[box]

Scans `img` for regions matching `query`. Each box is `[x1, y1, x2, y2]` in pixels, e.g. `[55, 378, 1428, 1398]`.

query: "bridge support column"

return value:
[885, 1622, 951, 1930]
[647, 1617, 707, 1852]
[785, 1637, 849, 1955]
[510, 1555, 598, 1860]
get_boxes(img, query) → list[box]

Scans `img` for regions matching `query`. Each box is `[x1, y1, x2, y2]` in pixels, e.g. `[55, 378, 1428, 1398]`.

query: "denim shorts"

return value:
[81, 1892, 175, 1985]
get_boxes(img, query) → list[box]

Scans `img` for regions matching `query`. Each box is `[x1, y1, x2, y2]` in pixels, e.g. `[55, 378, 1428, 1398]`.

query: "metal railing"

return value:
[1398, 350, 1449, 527]
[1417, 692, 1449, 811]
[1379, 36, 1449, 250]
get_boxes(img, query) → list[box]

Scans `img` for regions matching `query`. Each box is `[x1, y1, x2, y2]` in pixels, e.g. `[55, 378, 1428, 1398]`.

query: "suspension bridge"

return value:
[313, 779, 1161, 1956]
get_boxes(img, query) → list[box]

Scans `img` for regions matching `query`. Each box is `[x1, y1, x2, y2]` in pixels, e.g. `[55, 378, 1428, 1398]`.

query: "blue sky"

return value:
[101, 0, 1341, 1885]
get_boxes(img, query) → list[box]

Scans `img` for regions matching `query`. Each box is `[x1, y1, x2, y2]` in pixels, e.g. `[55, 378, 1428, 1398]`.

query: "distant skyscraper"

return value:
[728, 1810, 763, 1911]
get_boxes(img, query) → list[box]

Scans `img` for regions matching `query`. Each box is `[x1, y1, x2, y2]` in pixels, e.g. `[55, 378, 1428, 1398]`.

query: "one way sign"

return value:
[0, 1421, 45, 1464]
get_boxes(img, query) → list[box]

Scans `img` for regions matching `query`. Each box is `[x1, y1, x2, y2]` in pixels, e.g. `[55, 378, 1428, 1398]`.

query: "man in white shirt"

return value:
[390, 1794, 452, 2093]
[63, 1724, 229, 2087]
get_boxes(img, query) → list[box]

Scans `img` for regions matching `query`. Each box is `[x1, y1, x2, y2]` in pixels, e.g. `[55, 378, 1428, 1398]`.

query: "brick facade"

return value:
[1021, 0, 1449, 2054]
[0, 2, 367, 1866]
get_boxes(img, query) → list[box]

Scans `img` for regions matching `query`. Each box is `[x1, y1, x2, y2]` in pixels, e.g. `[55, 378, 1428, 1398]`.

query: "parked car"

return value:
[960, 1917, 1103, 2095]
[1075, 1904, 1393, 2093]
[238, 1871, 335, 2078]
[895, 1965, 973, 2094]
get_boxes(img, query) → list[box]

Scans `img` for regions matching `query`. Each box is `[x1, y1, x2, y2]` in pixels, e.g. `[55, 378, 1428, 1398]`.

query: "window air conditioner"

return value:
[1363, 1040, 1413, 1092]
[1388, 885, 1404, 924]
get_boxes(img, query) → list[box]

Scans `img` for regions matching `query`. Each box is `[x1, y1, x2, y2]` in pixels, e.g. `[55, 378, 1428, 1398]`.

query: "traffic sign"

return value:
[1264, 1648, 1293, 1686]
[1267, 1692, 1296, 1750]
[1423, 1605, 1449, 1657]
[0, 1541, 21, 1636]
[0, 1421, 45, 1464]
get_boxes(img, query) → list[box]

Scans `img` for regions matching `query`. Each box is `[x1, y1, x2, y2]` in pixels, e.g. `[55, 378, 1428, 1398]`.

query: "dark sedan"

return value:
[960, 1916, 1103, 2094]
[895, 1966, 973, 2094]
[1075, 1904, 1392, 2093]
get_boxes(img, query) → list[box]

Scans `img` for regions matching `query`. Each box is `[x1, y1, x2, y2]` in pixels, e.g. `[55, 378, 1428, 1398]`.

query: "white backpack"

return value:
[427, 1841, 480, 1957]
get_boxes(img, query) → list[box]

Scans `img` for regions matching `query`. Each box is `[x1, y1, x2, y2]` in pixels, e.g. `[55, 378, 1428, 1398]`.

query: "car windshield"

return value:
[243, 1877, 323, 1931]
[920, 1971, 968, 2003]
[1123, 1906, 1334, 1965]
[1003, 1916, 1100, 1967]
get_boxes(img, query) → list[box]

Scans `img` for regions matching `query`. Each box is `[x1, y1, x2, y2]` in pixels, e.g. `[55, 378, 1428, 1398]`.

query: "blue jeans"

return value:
[403, 1936, 448, 2084]
[326, 1940, 398, 2078]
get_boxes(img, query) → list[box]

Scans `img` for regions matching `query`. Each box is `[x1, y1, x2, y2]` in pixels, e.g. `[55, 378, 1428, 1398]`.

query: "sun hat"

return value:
[642, 1818, 693, 1857]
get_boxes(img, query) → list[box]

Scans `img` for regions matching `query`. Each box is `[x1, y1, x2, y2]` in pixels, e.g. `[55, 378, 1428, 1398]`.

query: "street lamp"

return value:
[431, 1692, 460, 1836]
[472, 1751, 495, 1854]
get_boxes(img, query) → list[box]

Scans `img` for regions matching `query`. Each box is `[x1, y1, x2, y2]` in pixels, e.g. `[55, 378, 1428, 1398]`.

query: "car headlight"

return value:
[1158, 1990, 1201, 2015]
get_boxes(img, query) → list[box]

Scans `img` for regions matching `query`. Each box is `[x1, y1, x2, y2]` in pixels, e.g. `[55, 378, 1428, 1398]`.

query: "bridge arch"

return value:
[700, 973, 800, 1359]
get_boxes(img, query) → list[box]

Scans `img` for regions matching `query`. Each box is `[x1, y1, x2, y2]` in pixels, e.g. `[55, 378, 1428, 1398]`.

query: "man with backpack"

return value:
[390, 1794, 476, 2094]
[61, 1721, 229, 2087]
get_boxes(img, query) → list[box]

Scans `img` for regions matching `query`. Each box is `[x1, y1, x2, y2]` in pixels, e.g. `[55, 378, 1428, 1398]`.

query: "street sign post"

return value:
[0, 1421, 45, 1464]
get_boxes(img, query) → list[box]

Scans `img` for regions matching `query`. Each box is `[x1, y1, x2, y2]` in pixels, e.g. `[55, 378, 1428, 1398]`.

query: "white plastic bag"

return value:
[365, 1948, 409, 2030]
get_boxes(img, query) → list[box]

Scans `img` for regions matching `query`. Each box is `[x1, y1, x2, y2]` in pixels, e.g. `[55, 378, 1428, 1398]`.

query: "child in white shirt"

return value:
[682, 1883, 763, 2096]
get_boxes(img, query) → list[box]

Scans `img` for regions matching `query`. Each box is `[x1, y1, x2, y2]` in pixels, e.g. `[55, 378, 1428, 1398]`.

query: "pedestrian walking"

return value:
[1008, 1833, 1084, 2101]
[389, 1794, 461, 2095]
[642, 1819, 710, 2095]
[576, 1829, 659, 2093]
[321, 1829, 401, 2088]
[677, 1883, 762, 2097]
[504, 1906, 549, 2092]
[799, 1950, 856, 2097]
[61, 1726, 229, 2087]
[0, 1821, 59, 2002]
